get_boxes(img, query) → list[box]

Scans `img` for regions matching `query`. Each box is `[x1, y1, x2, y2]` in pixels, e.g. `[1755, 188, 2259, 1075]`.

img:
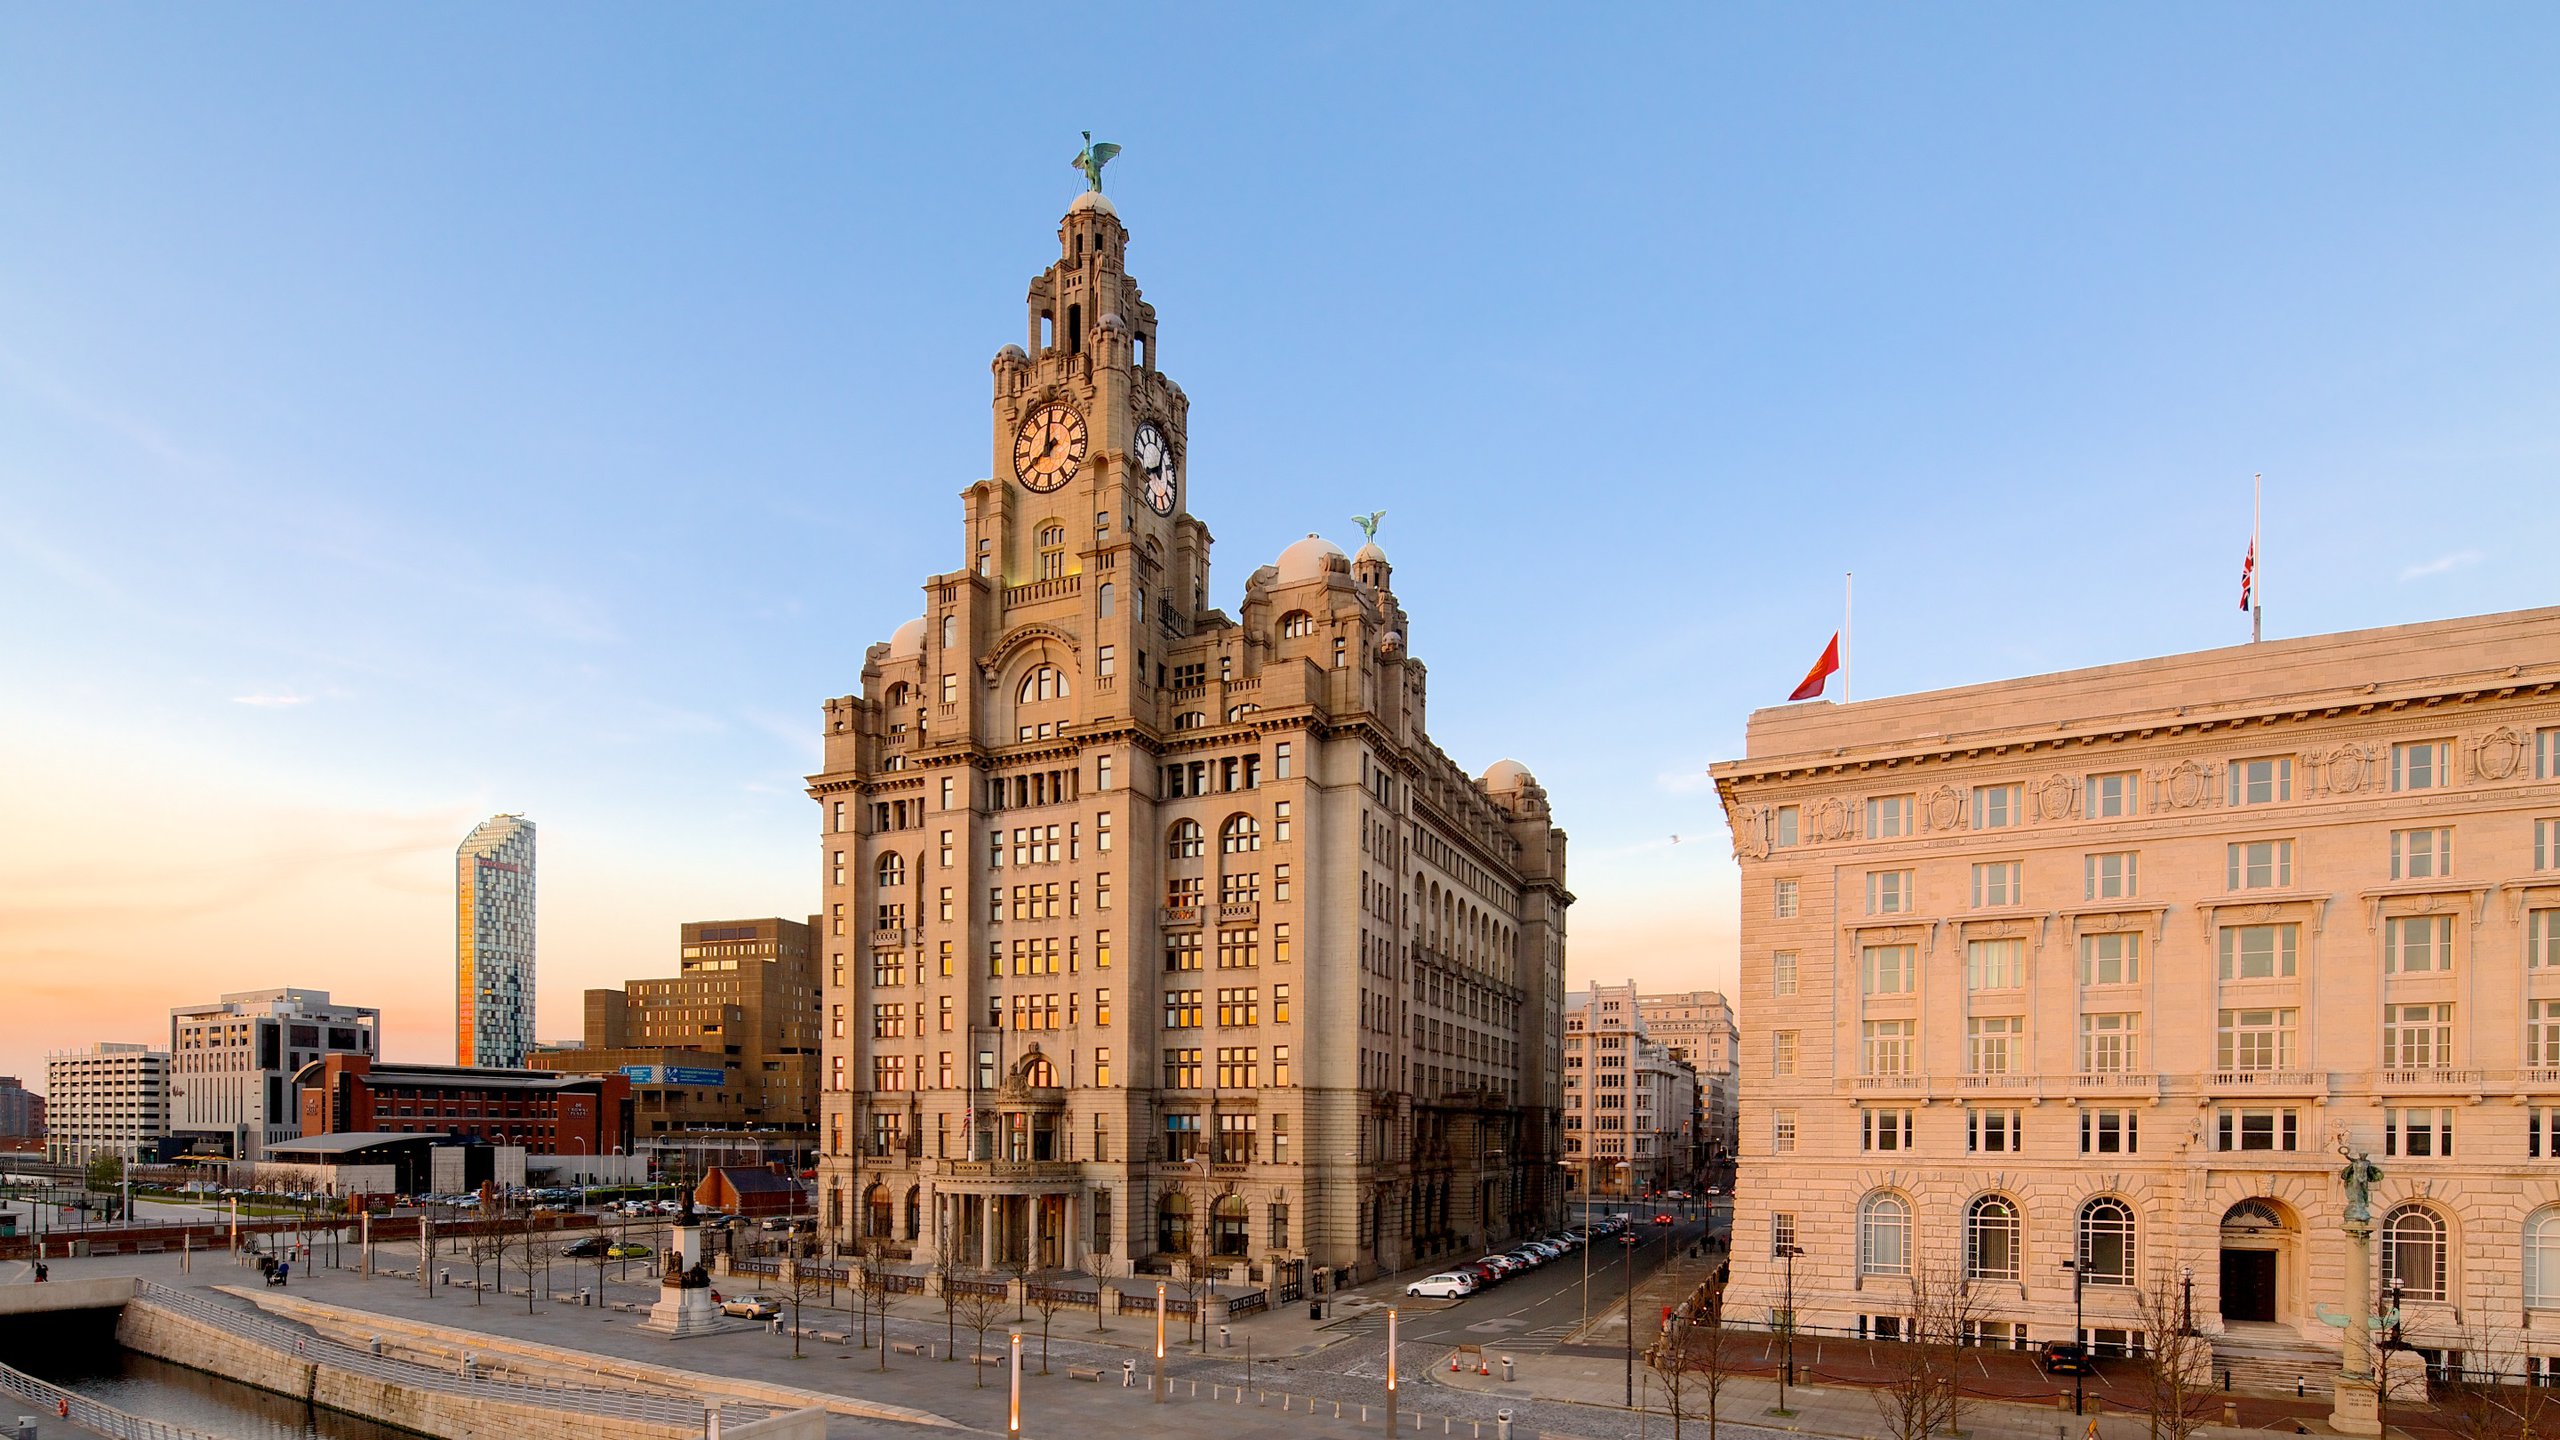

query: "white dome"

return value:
[1069, 190, 1118, 217]
[887, 616, 927, 658]
[1275, 534, 1347, 585]
[1481, 759, 1535, 790]
[1355, 540, 1388, 565]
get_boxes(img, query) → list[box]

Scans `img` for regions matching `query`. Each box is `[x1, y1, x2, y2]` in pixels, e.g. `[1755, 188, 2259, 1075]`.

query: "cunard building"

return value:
[812, 173, 1570, 1285]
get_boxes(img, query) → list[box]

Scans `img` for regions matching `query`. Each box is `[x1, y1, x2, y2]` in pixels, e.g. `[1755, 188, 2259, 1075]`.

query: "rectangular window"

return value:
[1967, 1016, 2021, 1075]
[2392, 740, 2452, 792]
[1771, 1212, 1797, 1258]
[2538, 819, 2560, 873]
[1163, 989, 1203, 1028]
[2527, 1000, 2560, 1067]
[2226, 839, 2294, 890]
[1771, 1030, 1798, 1077]
[2384, 1107, 2455, 1158]
[1273, 1045, 1291, 1086]
[1274, 742, 1293, 779]
[2382, 1003, 2453, 1069]
[1866, 869, 1914, 915]
[2216, 1108, 2300, 1152]
[941, 673, 957, 704]
[1093, 1047, 1112, 1087]
[2390, 827, 2453, 881]
[1967, 938, 2023, 991]
[2219, 924, 2299, 980]
[939, 830, 954, 867]
[1971, 861, 2022, 907]
[1973, 784, 2021, 830]
[1864, 1020, 1915, 1077]
[1773, 805, 1800, 848]
[2085, 851, 2137, 901]
[1771, 951, 1799, 996]
[1967, 1108, 2021, 1153]
[2228, 756, 2293, 806]
[1273, 801, 1291, 842]
[2079, 1012, 2140, 1074]
[2079, 932, 2142, 986]
[1861, 1108, 1914, 1151]
[2384, 915, 2453, 975]
[1861, 944, 1915, 995]
[2531, 910, 2560, 970]
[1772, 1110, 1797, 1153]
[1774, 879, 1800, 919]
[2087, 771, 2137, 819]
[2080, 1109, 2138, 1154]
[1165, 933, 1203, 972]
[2542, 728, 2560, 780]
[1866, 795, 1912, 839]
[1272, 922, 1291, 964]
[1162, 1050, 1202, 1090]
[2216, 1008, 2297, 1071]
[2529, 1107, 2560, 1158]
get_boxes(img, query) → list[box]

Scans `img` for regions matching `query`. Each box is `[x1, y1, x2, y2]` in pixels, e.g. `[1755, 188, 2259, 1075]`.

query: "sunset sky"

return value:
[6, 6, 2558, 1088]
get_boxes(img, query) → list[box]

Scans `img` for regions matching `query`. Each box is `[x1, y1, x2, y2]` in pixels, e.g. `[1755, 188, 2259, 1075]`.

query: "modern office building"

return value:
[813, 183, 1571, 1282]
[169, 988, 380, 1159]
[0, 1077, 43, 1141]
[1639, 989, 1741, 1170]
[44, 1043, 172, 1167]
[456, 813, 537, 1067]
[295, 1054, 631, 1156]
[1563, 982, 1700, 1197]
[1712, 605, 2560, 1376]
[526, 917, 822, 1147]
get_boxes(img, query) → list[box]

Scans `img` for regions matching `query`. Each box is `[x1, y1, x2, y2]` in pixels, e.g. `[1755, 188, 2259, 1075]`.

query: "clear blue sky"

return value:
[5, 5, 2556, 1082]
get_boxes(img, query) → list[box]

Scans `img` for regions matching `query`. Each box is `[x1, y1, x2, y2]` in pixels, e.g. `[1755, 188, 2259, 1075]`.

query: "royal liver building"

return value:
[812, 173, 1569, 1286]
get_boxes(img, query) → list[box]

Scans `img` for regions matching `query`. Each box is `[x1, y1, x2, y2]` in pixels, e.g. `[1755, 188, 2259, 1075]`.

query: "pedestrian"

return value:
[33, 1262, 47, 1283]
[278, 1261, 290, 1287]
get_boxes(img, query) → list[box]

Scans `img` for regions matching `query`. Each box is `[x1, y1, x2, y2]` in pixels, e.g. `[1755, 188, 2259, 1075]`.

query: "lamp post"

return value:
[1624, 1216, 1640, 1407]
[1775, 1242, 1801, 1416]
[2376, 1278, 2406, 1438]
[2180, 1263, 2195, 1335]
[1153, 1280, 1167, 1404]
[1007, 1329, 1023, 1439]
[1385, 1306, 1400, 1437]
[2060, 1257, 2086, 1416]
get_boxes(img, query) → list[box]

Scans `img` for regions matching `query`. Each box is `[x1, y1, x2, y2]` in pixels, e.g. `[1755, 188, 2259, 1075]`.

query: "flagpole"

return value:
[1844, 572, 1853, 703]
[2251, 473, 2263, 644]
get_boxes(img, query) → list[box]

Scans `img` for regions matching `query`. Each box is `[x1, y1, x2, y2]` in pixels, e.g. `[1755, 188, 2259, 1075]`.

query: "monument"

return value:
[639, 1188, 733, 1338]
[2328, 1148, 2386, 1435]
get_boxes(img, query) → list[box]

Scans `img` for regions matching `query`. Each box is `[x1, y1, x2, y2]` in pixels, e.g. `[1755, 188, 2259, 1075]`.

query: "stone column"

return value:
[2330, 1217, 2381, 1436]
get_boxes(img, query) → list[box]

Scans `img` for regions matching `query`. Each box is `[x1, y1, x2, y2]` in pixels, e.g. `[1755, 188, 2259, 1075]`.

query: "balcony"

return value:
[869, 926, 921, 950]
[1217, 902, 1260, 926]
[1958, 1074, 2036, 1091]
[2069, 1071, 2161, 1094]
[2373, 1067, 2487, 1090]
[1004, 574, 1082, 607]
[2210, 1069, 2321, 1091]
[1158, 905, 1203, 930]
[935, 1159, 1079, 1184]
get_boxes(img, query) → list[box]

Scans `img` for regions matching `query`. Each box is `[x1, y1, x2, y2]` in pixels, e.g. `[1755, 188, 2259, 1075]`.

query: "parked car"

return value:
[2039, 1341, 2094, 1376]
[1459, 1262, 1502, 1288]
[607, 1242, 653, 1260]
[720, 1294, 781, 1319]
[1520, 1241, 1563, 1260]
[1505, 1249, 1546, 1270]
[1405, 1273, 1476, 1299]
[1474, 1254, 1522, 1278]
[564, 1237, 607, 1258]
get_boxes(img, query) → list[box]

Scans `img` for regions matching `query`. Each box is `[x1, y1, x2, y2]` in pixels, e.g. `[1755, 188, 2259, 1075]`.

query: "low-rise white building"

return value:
[45, 1043, 171, 1167]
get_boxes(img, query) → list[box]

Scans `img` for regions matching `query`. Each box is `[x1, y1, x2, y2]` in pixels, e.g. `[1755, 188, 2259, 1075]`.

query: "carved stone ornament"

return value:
[1728, 802, 1768, 862]
[2037, 775, 2077, 822]
[2323, 744, 2369, 796]
[2158, 760, 2214, 811]
[2476, 726, 2526, 782]
[1924, 785, 1963, 833]
[1812, 797, 1856, 843]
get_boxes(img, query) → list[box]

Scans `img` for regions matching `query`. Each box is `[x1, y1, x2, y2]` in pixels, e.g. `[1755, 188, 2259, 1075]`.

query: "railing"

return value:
[136, 1283, 773, 1427]
[1003, 574, 1082, 606]
[947, 1277, 1008, 1299]
[884, 1271, 926, 1294]
[1158, 905, 1203, 929]
[2211, 1069, 2320, 1088]
[1225, 676, 1261, 693]
[937, 1160, 1077, 1181]
[2375, 1067, 2487, 1087]
[870, 926, 920, 949]
[2071, 1071, 2159, 1089]
[1026, 1283, 1095, 1307]
[1217, 902, 1260, 925]
[1225, 1290, 1268, 1317]
[0, 1359, 225, 1440]
[1958, 1075, 2035, 1090]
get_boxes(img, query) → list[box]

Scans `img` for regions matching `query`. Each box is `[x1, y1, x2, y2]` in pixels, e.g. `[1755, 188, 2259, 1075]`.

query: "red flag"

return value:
[1790, 633, 1841, 701]
[2239, 536, 2256, 611]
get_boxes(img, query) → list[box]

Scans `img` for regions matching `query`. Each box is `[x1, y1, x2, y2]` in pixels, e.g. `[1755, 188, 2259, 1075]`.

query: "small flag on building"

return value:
[1789, 633, 1842, 702]
[2239, 535, 2256, 613]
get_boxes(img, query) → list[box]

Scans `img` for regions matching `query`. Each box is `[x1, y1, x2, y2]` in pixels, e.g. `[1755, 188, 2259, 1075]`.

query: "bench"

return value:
[1066, 1367, 1104, 1382]
[970, 1352, 1003, 1365]
[892, 1341, 932, 1358]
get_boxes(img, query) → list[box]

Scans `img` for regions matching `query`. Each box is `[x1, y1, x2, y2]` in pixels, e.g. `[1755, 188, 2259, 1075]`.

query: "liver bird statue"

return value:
[1353, 511, 1386, 541]
[1073, 132, 1121, 192]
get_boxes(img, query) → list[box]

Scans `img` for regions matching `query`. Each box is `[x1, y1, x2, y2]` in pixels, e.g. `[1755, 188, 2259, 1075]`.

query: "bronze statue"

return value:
[1353, 511, 1386, 541]
[1073, 132, 1121, 192]
[2340, 1149, 2384, 1224]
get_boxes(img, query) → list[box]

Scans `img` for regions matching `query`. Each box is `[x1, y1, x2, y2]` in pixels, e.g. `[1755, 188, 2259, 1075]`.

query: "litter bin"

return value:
[1309, 1301, 1323, 1321]
[1496, 1408, 1513, 1440]
[1501, 1356, 1514, 1381]
[1220, 1325, 1231, 1348]
[1121, 1360, 1137, 1388]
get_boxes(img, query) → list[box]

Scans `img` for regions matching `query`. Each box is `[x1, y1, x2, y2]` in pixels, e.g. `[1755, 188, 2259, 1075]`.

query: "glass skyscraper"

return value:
[456, 813, 536, 1067]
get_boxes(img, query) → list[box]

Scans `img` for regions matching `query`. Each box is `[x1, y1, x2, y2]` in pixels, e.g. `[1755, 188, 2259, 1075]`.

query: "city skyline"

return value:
[8, 7, 2560, 1088]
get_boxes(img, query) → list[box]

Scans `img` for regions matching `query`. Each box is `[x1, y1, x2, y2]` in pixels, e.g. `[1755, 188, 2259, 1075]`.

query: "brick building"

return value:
[296, 1055, 630, 1156]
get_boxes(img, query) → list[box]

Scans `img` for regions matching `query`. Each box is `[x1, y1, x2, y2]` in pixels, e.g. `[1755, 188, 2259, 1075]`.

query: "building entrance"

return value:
[2220, 1248, 2277, 1323]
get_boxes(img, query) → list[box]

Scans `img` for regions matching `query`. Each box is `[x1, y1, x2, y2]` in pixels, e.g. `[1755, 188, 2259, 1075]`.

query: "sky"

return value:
[4, 6, 2557, 1089]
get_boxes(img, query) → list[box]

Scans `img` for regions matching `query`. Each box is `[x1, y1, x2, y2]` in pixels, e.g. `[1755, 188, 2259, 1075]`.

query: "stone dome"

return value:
[1355, 540, 1388, 565]
[1275, 534, 1347, 585]
[1069, 190, 1118, 217]
[995, 343, 1028, 363]
[1480, 758, 1536, 790]
[886, 616, 927, 659]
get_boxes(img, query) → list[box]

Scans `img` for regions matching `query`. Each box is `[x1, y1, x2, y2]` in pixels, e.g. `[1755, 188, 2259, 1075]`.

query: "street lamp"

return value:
[1623, 1213, 1640, 1407]
[2060, 1257, 2086, 1416]
[1385, 1306, 1400, 1437]
[2179, 1264, 2195, 1335]
[1774, 1242, 1802, 1416]
[2376, 1278, 2407, 1437]
[1152, 1280, 1167, 1404]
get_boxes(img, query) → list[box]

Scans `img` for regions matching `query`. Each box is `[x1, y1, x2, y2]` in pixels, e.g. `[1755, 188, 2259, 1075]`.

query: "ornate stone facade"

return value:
[811, 190, 1570, 1283]
[1712, 606, 2560, 1373]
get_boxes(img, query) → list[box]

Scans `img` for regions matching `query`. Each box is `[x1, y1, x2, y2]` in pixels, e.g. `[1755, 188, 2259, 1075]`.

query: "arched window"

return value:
[878, 853, 906, 889]
[1213, 1193, 1250, 1257]
[2383, 1203, 2448, 1302]
[1038, 524, 1068, 580]
[1858, 1192, 1910, 1277]
[2078, 1197, 2136, 1286]
[1174, 711, 1207, 730]
[1222, 815, 1263, 854]
[1026, 1056, 1057, 1087]
[940, 615, 957, 649]
[1020, 664, 1071, 703]
[1168, 820, 1204, 860]
[904, 1185, 922, 1241]
[1098, 582, 1115, 618]
[1966, 1195, 2021, 1281]
[1226, 703, 1261, 722]
[1281, 611, 1314, 638]
[866, 1183, 892, 1238]
[885, 682, 910, 709]
[2527, 1209, 2560, 1311]
[1157, 1191, 1193, 1254]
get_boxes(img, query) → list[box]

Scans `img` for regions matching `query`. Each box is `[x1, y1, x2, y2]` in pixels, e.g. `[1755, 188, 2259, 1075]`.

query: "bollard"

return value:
[1500, 1356, 1514, 1382]
[1122, 1359, 1136, 1388]
[1221, 1324, 1231, 1348]
[2223, 1402, 2239, 1427]
[370, 1337, 383, 1357]
[1496, 1408, 1513, 1440]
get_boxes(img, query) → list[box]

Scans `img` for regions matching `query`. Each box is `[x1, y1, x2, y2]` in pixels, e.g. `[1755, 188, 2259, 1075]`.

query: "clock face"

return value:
[1134, 420, 1177, 516]
[1012, 402, 1087, 492]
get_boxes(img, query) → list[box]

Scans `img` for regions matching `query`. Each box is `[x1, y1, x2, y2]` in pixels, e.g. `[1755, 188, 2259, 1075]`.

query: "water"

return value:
[4, 1313, 419, 1439]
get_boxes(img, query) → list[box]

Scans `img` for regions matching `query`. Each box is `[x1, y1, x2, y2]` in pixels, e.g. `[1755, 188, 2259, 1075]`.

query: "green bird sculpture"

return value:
[1073, 132, 1121, 192]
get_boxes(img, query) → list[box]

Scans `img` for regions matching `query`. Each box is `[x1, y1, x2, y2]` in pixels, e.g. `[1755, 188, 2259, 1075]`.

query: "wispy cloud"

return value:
[2400, 550, 2483, 582]
[231, 693, 313, 708]
[1653, 768, 1717, 795]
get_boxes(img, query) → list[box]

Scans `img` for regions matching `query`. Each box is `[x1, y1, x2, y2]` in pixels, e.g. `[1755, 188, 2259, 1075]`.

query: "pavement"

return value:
[2, 1216, 2454, 1440]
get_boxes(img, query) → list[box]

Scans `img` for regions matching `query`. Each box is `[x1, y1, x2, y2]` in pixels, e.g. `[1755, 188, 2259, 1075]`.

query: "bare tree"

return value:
[952, 1273, 1007, 1388]
[1867, 1258, 1988, 1440]
[859, 1240, 897, 1371]
[465, 1214, 502, 1304]
[1655, 1292, 1745, 1440]
[930, 1227, 964, 1361]
[2430, 1316, 2560, 1440]
[511, 1203, 545, 1315]
[2127, 1265, 2218, 1440]
[1029, 1271, 1068, 1375]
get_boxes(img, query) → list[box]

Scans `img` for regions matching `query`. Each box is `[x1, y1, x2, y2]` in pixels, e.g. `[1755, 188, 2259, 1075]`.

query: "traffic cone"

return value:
[1478, 1358, 1490, 1375]
[1451, 1354, 1460, 1372]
